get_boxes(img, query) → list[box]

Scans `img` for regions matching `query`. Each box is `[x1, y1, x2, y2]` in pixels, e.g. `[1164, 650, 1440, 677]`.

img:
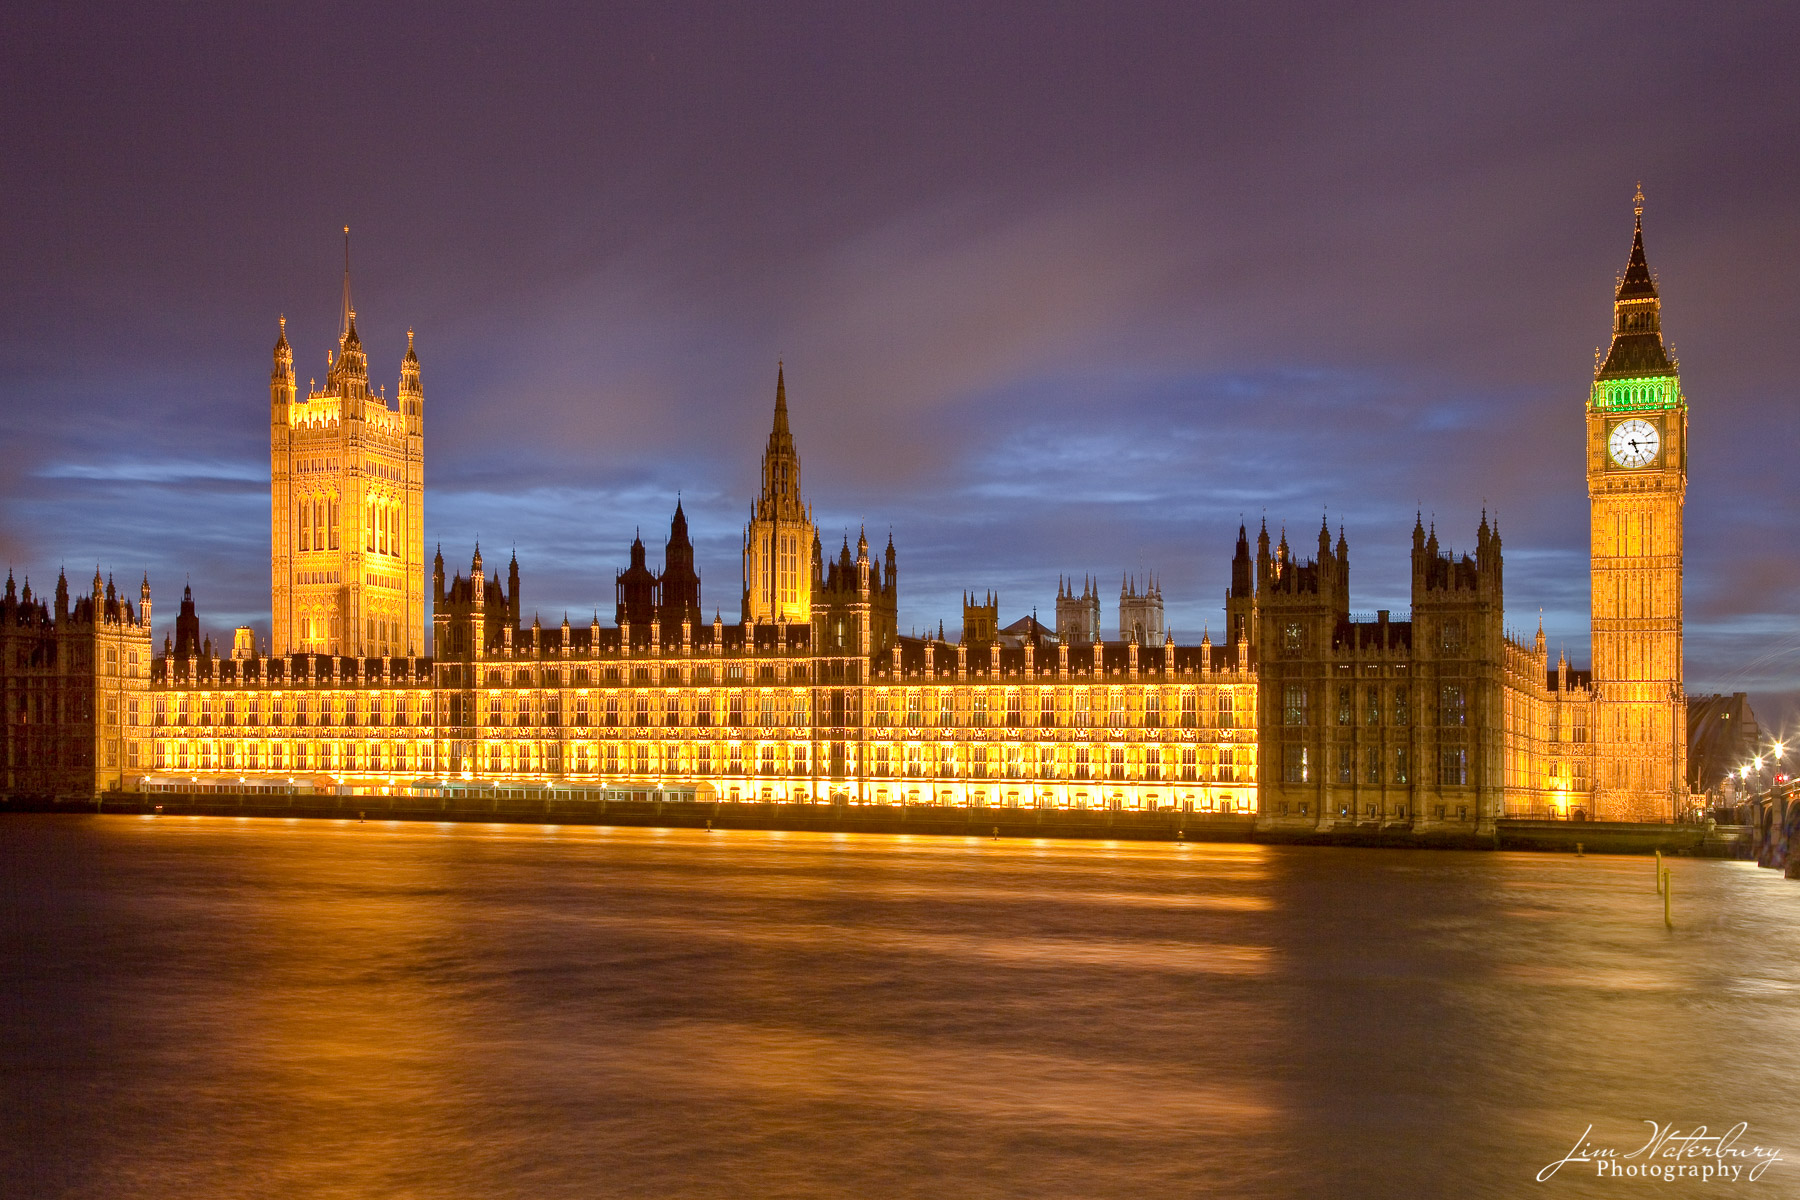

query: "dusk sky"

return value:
[2, 4, 1796, 729]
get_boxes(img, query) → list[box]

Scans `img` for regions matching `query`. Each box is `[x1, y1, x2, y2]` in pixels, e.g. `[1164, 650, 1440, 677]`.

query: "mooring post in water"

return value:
[1663, 869, 1672, 929]
[1655, 848, 1663, 893]
[1575, 842, 1583, 857]
[992, 826, 999, 840]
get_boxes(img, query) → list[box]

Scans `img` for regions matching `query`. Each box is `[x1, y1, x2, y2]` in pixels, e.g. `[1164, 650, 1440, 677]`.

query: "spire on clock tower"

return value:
[1597, 186, 1673, 380]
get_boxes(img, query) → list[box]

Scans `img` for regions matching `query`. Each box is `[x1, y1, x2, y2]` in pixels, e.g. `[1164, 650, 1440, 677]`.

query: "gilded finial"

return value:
[340, 225, 354, 341]
[1633, 181, 1644, 219]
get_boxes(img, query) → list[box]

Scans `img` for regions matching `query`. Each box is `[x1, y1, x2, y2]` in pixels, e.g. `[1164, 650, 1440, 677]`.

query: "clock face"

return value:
[1609, 418, 1660, 468]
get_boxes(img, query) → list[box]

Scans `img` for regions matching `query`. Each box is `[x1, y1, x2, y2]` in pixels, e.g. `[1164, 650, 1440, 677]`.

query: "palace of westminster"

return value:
[1, 204, 1698, 827]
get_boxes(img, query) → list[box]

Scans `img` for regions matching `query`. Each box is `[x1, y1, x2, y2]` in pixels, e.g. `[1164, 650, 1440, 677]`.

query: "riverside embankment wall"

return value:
[2, 791, 1751, 856]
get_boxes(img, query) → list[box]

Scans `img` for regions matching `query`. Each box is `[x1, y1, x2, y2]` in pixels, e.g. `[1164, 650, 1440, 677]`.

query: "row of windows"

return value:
[479, 664, 810, 687]
[8, 693, 95, 723]
[161, 740, 418, 774]
[295, 612, 340, 648]
[867, 742, 1250, 782]
[11, 639, 149, 672]
[1593, 632, 1678, 683]
[1282, 683, 1472, 728]
[1330, 684, 1413, 727]
[101, 645, 143, 676]
[364, 494, 406, 558]
[365, 617, 406, 655]
[869, 688, 1241, 728]
[296, 495, 339, 552]
[156, 694, 427, 727]
[1518, 758, 1590, 791]
[154, 738, 1252, 782]
[1283, 620, 1467, 657]
[1272, 800, 1471, 821]
[1281, 744, 1467, 786]
[1504, 699, 1593, 744]
[153, 687, 1253, 731]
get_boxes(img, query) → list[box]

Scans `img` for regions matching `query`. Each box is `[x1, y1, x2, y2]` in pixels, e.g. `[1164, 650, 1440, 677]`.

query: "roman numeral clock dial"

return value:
[1608, 418, 1659, 468]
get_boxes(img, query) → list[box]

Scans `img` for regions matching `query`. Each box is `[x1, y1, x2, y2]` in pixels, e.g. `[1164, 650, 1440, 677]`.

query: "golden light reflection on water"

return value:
[554, 911, 1274, 975]
[630, 1022, 1277, 1131]
[4, 817, 1799, 1200]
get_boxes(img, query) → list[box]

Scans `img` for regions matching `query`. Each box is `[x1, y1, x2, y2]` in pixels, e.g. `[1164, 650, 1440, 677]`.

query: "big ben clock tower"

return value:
[1588, 188, 1688, 821]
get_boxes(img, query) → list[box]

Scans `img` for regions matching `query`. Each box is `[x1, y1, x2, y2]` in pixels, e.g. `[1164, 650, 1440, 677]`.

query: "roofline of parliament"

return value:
[2, 199, 1695, 826]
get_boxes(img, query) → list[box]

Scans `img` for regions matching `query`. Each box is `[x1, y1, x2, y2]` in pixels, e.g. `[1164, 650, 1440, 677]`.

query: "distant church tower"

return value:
[270, 231, 425, 657]
[1118, 574, 1164, 644]
[1588, 188, 1687, 820]
[1055, 576, 1100, 644]
[742, 364, 816, 623]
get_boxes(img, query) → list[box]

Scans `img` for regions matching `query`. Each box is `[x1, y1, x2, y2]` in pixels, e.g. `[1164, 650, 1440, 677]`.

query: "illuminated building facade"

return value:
[1481, 195, 1691, 823]
[1584, 190, 1689, 820]
[269, 240, 426, 659]
[0, 570, 153, 797]
[140, 595, 1261, 812]
[139, 370, 1258, 813]
[1253, 516, 1509, 832]
[1, 205, 1696, 823]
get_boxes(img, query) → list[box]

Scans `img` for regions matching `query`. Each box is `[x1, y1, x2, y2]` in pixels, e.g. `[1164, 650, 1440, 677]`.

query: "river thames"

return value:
[2, 815, 1795, 1198]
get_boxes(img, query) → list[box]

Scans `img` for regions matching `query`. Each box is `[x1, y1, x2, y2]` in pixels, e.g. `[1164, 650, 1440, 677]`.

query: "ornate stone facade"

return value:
[0, 208, 1697, 824]
[1585, 193, 1689, 820]
[1, 570, 153, 798]
[269, 240, 425, 659]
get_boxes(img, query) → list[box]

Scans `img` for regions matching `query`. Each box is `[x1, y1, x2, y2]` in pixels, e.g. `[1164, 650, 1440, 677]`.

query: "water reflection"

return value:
[2, 817, 1797, 1198]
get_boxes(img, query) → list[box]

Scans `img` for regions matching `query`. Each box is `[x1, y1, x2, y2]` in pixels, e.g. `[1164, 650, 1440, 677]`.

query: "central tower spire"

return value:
[772, 360, 790, 438]
[742, 362, 815, 623]
[762, 361, 799, 502]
